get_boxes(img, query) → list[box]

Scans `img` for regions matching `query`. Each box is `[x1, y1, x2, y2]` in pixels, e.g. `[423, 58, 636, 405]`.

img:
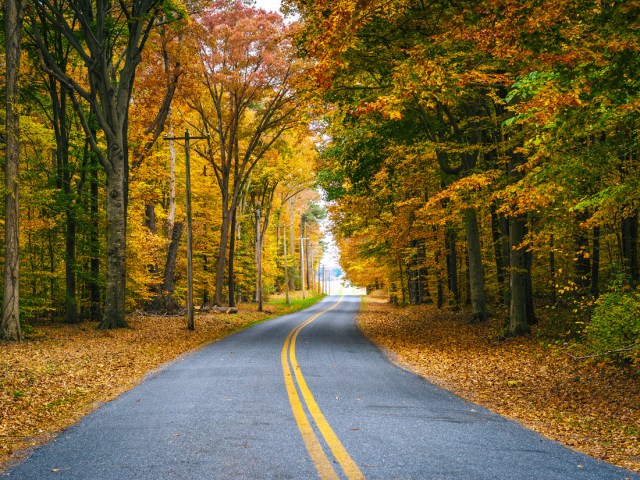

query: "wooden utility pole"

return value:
[283, 223, 290, 305]
[299, 237, 308, 298]
[164, 128, 208, 331]
[255, 207, 264, 312]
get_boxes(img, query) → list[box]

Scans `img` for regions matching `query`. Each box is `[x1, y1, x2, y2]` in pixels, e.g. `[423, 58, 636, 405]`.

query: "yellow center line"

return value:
[281, 297, 366, 480]
[281, 327, 339, 479]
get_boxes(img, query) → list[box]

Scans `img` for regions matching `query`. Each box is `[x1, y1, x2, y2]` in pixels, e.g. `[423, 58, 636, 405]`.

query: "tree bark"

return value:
[490, 205, 509, 305]
[591, 226, 600, 297]
[445, 229, 460, 308]
[214, 201, 231, 305]
[89, 137, 101, 322]
[1, 0, 23, 341]
[228, 207, 238, 307]
[508, 215, 530, 336]
[550, 234, 557, 305]
[255, 210, 263, 311]
[100, 164, 128, 329]
[464, 208, 488, 321]
[163, 221, 183, 296]
[574, 211, 591, 291]
[418, 240, 431, 303]
[283, 222, 291, 305]
[622, 211, 639, 287]
[408, 240, 419, 304]
[525, 246, 536, 325]
[64, 211, 78, 324]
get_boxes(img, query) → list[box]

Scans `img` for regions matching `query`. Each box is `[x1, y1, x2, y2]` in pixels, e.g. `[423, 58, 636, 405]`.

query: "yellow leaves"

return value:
[354, 95, 404, 119]
[424, 171, 500, 224]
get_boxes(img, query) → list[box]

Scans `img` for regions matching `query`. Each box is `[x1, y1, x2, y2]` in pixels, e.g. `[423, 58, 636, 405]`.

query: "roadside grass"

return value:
[357, 297, 640, 473]
[0, 293, 324, 472]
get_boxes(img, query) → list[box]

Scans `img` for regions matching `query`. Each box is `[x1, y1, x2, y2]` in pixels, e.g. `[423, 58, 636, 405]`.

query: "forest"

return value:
[0, 0, 328, 340]
[290, 0, 640, 358]
[0, 0, 639, 473]
[1, 0, 639, 358]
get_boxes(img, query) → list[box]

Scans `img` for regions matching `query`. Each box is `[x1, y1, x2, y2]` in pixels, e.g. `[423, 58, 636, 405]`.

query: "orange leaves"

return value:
[358, 298, 640, 473]
[0, 304, 304, 469]
[426, 171, 500, 219]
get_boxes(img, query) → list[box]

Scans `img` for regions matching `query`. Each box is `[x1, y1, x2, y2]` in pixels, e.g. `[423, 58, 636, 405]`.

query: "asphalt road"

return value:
[5, 295, 638, 479]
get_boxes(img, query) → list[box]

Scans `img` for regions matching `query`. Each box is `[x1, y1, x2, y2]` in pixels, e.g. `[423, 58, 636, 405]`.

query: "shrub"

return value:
[584, 282, 640, 363]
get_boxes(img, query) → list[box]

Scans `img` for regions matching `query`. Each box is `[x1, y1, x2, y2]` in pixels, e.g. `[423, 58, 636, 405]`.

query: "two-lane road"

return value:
[5, 296, 638, 479]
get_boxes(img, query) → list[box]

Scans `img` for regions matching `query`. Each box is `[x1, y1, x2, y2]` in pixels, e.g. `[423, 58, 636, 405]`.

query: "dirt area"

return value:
[357, 297, 640, 473]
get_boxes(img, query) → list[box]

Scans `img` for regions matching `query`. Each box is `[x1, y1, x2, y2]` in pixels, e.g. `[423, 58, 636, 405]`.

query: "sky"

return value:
[253, 0, 282, 13]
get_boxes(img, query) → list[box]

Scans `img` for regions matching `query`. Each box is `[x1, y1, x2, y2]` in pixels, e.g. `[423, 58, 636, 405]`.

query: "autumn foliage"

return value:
[287, 0, 640, 348]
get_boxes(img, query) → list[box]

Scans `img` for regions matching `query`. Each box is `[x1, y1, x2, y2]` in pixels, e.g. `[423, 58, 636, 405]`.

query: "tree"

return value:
[186, 1, 304, 306]
[28, 0, 183, 328]
[1, 0, 24, 341]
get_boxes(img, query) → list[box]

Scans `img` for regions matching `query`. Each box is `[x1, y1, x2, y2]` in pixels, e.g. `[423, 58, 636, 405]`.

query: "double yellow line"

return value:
[281, 297, 365, 480]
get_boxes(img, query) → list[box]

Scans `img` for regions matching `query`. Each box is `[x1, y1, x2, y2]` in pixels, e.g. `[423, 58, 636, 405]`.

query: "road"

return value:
[5, 296, 638, 479]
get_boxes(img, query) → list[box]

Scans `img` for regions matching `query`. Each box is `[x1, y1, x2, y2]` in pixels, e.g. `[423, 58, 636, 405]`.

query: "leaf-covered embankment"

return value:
[0, 295, 322, 471]
[357, 297, 640, 473]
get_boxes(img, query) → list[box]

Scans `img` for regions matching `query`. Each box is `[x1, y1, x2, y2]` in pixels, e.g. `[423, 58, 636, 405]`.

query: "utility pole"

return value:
[283, 222, 290, 305]
[289, 197, 295, 292]
[255, 206, 263, 312]
[298, 237, 308, 299]
[164, 128, 208, 331]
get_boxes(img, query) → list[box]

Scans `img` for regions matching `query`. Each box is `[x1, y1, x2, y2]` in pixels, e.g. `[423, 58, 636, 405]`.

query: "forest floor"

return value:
[357, 296, 640, 473]
[0, 293, 323, 472]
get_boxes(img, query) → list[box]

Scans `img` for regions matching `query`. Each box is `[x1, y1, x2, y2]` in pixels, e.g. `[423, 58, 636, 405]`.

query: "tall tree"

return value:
[186, 1, 303, 306]
[1, 0, 24, 341]
[28, 0, 181, 328]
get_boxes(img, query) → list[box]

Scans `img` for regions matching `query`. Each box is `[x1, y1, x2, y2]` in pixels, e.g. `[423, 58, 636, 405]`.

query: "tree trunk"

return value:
[525, 247, 536, 325]
[163, 221, 183, 296]
[214, 207, 231, 306]
[145, 204, 157, 234]
[622, 211, 639, 287]
[491, 205, 508, 305]
[508, 215, 530, 336]
[591, 226, 600, 296]
[1, 0, 23, 341]
[99, 164, 128, 329]
[255, 212, 263, 312]
[89, 140, 101, 321]
[445, 229, 459, 308]
[64, 211, 79, 323]
[398, 260, 407, 305]
[228, 207, 238, 307]
[299, 215, 306, 292]
[420, 241, 431, 303]
[574, 211, 591, 291]
[408, 241, 419, 305]
[550, 234, 557, 305]
[167, 120, 177, 236]
[464, 208, 488, 321]
[283, 222, 291, 305]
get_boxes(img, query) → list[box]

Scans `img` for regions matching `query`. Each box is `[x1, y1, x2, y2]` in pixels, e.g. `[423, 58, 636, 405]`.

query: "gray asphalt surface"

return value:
[4, 295, 638, 479]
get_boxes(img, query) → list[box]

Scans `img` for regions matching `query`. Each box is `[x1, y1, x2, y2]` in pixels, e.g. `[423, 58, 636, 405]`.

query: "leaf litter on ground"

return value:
[357, 297, 640, 473]
[0, 295, 322, 472]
